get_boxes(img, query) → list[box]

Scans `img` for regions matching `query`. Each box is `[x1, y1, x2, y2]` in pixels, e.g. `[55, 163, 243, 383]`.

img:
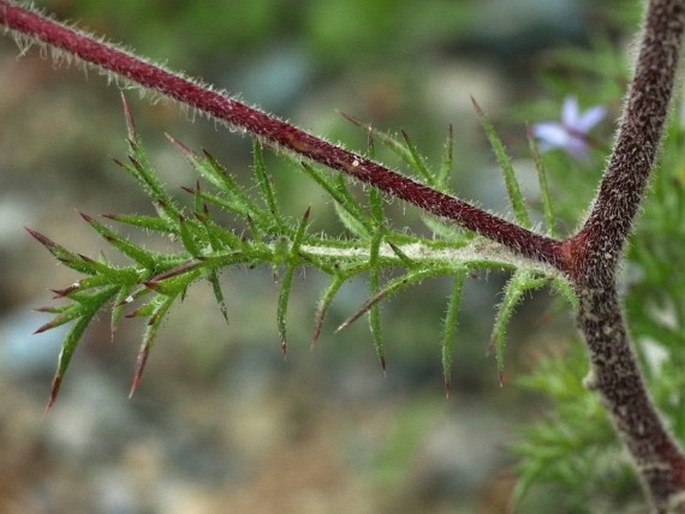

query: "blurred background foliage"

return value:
[5, 0, 681, 513]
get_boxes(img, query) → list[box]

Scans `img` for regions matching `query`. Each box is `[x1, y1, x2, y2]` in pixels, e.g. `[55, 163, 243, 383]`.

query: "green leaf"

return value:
[386, 241, 416, 269]
[277, 264, 295, 356]
[472, 97, 532, 228]
[102, 213, 178, 234]
[368, 188, 385, 372]
[130, 293, 177, 397]
[437, 124, 454, 188]
[276, 207, 311, 356]
[252, 141, 286, 230]
[342, 114, 434, 184]
[178, 215, 205, 257]
[111, 285, 132, 342]
[490, 269, 549, 382]
[550, 277, 578, 310]
[527, 126, 557, 237]
[46, 285, 119, 409]
[191, 179, 204, 217]
[421, 215, 468, 243]
[336, 266, 450, 333]
[312, 273, 347, 347]
[198, 150, 264, 220]
[441, 271, 466, 397]
[334, 201, 371, 238]
[46, 316, 91, 410]
[113, 151, 181, 222]
[400, 129, 434, 184]
[208, 271, 229, 323]
[291, 206, 311, 255]
[80, 212, 158, 269]
[300, 163, 372, 237]
[33, 304, 83, 334]
[195, 208, 247, 251]
[26, 227, 99, 275]
[191, 188, 274, 234]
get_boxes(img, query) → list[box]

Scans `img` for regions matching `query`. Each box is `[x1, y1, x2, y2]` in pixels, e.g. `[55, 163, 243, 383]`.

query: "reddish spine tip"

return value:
[311, 316, 323, 350]
[165, 133, 195, 159]
[338, 111, 364, 127]
[25, 227, 55, 248]
[120, 92, 136, 139]
[78, 211, 94, 223]
[33, 322, 53, 335]
[485, 336, 495, 357]
[51, 285, 78, 297]
[45, 374, 63, 413]
[129, 349, 149, 398]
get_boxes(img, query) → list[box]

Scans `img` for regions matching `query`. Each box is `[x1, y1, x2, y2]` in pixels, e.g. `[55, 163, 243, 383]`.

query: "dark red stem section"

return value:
[0, 0, 564, 270]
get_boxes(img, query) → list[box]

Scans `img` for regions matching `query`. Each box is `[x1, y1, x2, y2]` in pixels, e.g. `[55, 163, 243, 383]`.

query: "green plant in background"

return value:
[3, 0, 685, 512]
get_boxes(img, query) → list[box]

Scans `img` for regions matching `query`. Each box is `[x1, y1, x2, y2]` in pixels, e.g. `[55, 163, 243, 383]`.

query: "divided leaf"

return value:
[31, 100, 572, 408]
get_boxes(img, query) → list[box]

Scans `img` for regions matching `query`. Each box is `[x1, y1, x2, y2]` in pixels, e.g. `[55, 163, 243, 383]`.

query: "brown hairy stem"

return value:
[3, 0, 685, 510]
[568, 1, 685, 511]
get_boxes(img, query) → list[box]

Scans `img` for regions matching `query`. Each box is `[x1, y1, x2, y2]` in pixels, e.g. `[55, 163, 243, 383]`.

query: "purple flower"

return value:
[532, 96, 606, 160]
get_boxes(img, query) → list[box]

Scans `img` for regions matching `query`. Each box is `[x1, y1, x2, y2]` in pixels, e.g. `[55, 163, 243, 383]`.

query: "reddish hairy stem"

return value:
[0, 0, 565, 270]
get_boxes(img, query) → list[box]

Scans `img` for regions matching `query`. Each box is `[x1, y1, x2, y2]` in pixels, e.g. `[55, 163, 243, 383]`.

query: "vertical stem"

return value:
[571, 1, 685, 510]
[578, 285, 685, 512]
